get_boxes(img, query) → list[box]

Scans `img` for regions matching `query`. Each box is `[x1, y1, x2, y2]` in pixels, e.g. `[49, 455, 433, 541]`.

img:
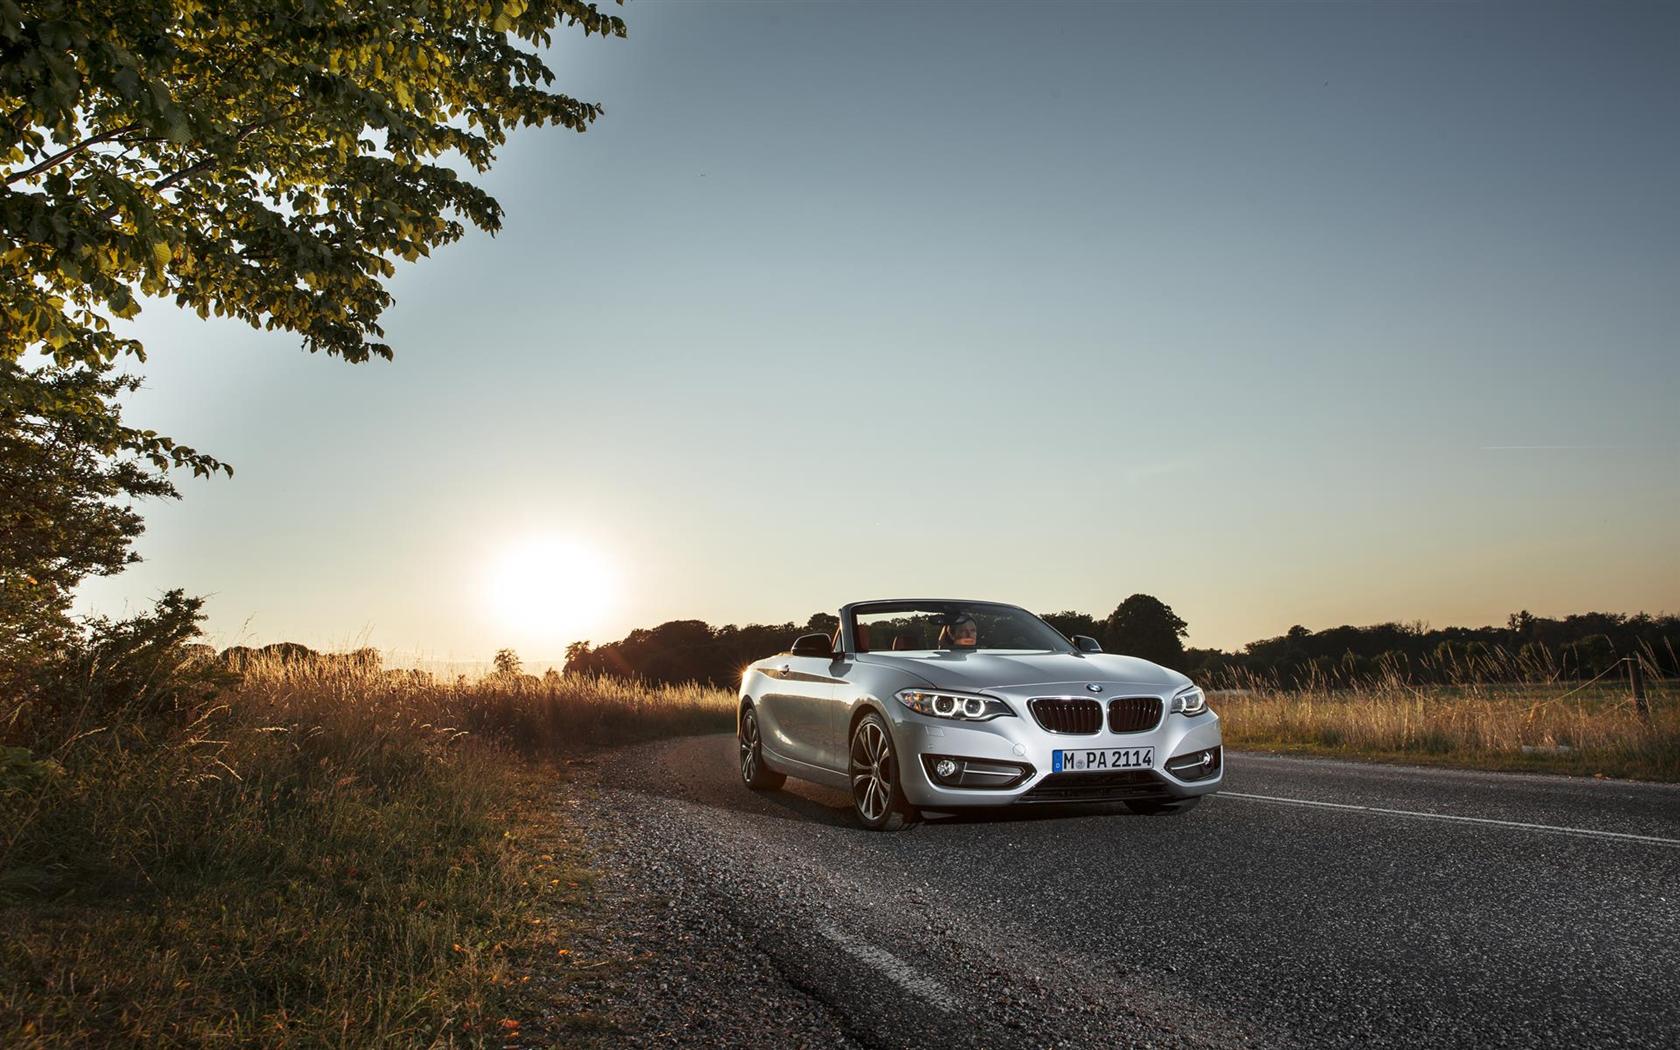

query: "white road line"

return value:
[813, 923, 958, 1011]
[1219, 791, 1680, 848]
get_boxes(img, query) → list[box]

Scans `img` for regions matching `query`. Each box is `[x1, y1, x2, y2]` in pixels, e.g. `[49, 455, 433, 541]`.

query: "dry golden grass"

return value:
[226, 659, 738, 755]
[9, 646, 1669, 1046]
[0, 661, 737, 1048]
[1216, 680, 1680, 780]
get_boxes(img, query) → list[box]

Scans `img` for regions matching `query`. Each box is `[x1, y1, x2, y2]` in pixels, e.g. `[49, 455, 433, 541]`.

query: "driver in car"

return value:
[937, 615, 979, 649]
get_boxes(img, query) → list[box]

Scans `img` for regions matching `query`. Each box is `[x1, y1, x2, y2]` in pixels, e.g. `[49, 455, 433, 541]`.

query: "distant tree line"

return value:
[198, 601, 1680, 693]
[559, 598, 1680, 690]
[1185, 609, 1680, 689]
[212, 642, 382, 674]
[563, 613, 839, 687]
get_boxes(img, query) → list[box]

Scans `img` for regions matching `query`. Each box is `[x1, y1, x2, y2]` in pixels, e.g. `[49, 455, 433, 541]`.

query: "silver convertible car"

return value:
[736, 599, 1223, 830]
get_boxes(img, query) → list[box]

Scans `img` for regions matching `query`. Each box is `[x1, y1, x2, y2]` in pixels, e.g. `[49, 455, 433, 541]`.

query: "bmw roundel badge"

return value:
[1085, 683, 1104, 693]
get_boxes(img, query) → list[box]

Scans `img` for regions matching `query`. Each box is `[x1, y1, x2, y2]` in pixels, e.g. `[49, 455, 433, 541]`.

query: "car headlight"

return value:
[895, 689, 1015, 721]
[1170, 685, 1208, 716]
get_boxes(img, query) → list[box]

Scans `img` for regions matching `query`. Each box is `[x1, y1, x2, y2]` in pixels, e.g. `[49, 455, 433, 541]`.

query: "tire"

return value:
[848, 712, 919, 831]
[738, 705, 785, 791]
[1125, 796, 1202, 816]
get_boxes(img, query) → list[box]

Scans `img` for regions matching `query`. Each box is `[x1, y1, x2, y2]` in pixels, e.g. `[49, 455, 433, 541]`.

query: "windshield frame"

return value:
[844, 600, 1075, 655]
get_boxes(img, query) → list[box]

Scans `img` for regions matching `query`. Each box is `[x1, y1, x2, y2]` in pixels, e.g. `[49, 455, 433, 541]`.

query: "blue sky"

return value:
[77, 1, 1679, 665]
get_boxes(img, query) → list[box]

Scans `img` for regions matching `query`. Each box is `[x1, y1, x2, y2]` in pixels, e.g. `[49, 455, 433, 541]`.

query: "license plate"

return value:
[1053, 747, 1154, 772]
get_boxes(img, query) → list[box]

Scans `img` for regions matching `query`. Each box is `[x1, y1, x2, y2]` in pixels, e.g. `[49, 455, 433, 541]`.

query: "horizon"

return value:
[205, 598, 1678, 676]
[70, 1, 1680, 656]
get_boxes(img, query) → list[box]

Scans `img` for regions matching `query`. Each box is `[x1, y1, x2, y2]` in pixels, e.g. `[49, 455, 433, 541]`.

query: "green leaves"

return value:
[0, 1, 623, 681]
[1, 0, 626, 371]
[0, 358, 227, 699]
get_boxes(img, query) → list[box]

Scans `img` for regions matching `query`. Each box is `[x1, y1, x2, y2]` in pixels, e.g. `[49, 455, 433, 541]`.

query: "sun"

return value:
[487, 536, 618, 639]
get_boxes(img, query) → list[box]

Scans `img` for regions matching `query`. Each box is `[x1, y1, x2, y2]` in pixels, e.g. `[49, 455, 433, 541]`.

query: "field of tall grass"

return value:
[1214, 676, 1679, 781]
[5, 641, 1672, 1046]
[0, 658, 735, 1048]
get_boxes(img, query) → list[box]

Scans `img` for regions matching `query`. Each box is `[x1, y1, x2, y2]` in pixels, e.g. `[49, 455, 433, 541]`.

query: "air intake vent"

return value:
[1017, 770, 1166, 804]
[1107, 696, 1163, 734]
[1028, 697, 1103, 734]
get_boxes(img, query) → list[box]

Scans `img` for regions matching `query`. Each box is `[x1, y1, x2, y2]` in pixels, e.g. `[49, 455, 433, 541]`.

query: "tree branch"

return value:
[148, 156, 218, 199]
[3, 125, 143, 187]
[91, 116, 284, 224]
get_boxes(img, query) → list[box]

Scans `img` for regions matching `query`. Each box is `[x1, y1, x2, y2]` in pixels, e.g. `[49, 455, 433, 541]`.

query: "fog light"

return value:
[1165, 746, 1222, 782]
[921, 754, 1034, 789]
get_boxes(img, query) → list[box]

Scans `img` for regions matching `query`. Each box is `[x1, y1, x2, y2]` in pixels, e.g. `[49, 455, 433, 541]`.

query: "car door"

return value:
[758, 654, 840, 770]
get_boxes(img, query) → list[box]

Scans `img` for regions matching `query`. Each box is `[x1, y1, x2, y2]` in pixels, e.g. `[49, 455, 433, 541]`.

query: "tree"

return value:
[1, 360, 220, 697]
[3, 0, 625, 369]
[492, 648, 522, 678]
[1102, 594, 1189, 668]
[1, 1, 625, 685]
[563, 640, 592, 671]
[561, 615, 827, 687]
[1040, 610, 1099, 642]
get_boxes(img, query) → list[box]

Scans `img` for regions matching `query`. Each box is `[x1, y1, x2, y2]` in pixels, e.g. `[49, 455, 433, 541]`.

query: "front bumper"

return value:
[885, 696, 1223, 809]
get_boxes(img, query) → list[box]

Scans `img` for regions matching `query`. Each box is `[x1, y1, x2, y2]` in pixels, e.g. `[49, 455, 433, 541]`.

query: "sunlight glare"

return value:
[487, 536, 618, 639]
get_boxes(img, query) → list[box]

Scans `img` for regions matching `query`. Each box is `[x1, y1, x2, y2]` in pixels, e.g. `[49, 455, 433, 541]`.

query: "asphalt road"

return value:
[561, 735, 1680, 1048]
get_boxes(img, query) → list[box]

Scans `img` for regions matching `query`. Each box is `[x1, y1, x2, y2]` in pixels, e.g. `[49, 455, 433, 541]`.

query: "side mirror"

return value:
[1072, 635, 1103, 654]
[791, 633, 836, 659]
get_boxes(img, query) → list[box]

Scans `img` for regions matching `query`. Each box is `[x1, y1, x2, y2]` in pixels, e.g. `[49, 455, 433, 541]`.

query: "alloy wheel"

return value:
[849, 719, 894, 823]
[739, 710, 761, 784]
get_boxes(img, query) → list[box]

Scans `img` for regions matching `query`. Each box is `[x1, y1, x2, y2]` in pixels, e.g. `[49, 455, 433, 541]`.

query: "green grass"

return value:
[1216, 681, 1680, 781]
[0, 663, 736, 1047]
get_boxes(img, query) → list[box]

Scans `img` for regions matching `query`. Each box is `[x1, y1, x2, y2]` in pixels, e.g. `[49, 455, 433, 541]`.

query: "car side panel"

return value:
[750, 665, 810, 767]
[749, 656, 846, 771]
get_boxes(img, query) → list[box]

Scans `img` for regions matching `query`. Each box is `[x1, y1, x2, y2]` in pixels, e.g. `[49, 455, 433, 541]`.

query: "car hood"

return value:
[855, 651, 1190, 695]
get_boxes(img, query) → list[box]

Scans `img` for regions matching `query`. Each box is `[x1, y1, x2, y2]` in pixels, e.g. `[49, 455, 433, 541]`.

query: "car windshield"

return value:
[851, 602, 1072, 654]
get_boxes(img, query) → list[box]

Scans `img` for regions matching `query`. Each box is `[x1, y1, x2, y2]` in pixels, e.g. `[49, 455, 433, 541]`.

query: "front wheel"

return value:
[848, 712, 918, 831]
[738, 706, 785, 791]
[1125, 796, 1203, 816]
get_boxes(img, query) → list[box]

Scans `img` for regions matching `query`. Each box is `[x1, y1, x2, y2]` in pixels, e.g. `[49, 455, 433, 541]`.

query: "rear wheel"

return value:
[1125, 796, 1202, 816]
[738, 706, 785, 790]
[848, 713, 918, 831]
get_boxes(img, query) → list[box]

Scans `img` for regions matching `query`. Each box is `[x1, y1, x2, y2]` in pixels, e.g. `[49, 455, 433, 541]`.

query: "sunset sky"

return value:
[74, 2, 1679, 667]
